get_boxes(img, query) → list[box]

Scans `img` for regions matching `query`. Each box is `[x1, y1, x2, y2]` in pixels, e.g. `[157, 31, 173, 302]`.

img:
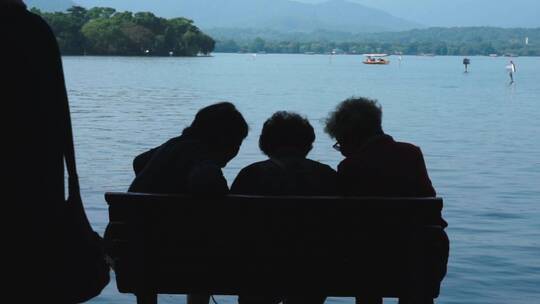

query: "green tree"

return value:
[37, 6, 215, 56]
[250, 37, 266, 52]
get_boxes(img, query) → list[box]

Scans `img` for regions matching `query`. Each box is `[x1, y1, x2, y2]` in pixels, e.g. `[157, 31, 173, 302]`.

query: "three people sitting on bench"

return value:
[128, 97, 448, 304]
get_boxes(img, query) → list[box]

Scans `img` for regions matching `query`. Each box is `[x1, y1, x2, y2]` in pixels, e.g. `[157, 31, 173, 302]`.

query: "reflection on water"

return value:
[62, 54, 540, 304]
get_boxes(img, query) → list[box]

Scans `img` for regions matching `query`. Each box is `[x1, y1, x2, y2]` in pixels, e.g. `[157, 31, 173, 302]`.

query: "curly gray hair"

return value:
[325, 97, 383, 142]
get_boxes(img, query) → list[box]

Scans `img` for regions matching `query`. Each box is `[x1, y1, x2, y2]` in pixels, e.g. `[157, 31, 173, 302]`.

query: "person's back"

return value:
[336, 134, 435, 198]
[3, 1, 66, 216]
[130, 135, 228, 194]
[231, 111, 335, 304]
[232, 155, 336, 196]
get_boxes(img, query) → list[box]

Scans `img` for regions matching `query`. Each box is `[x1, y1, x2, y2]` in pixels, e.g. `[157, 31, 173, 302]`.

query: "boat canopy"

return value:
[363, 53, 389, 57]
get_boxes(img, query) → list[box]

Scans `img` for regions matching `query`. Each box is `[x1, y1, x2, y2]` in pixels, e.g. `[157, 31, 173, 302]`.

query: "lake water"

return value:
[62, 54, 540, 304]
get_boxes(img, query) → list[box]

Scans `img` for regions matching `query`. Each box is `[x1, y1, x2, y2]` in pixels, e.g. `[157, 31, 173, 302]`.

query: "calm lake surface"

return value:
[63, 54, 540, 304]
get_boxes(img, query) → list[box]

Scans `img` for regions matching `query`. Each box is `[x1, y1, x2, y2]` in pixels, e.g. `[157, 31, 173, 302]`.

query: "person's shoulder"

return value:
[337, 156, 355, 171]
[238, 159, 273, 173]
[304, 158, 336, 174]
[26, 9, 56, 35]
[158, 136, 195, 156]
[394, 140, 423, 154]
[2, 6, 54, 35]
[22, 9, 61, 50]
[231, 160, 272, 194]
[393, 140, 427, 163]
[162, 135, 186, 147]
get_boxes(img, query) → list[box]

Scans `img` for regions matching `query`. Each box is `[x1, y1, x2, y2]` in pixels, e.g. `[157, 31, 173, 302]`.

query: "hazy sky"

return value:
[297, 0, 540, 27]
[73, 0, 540, 28]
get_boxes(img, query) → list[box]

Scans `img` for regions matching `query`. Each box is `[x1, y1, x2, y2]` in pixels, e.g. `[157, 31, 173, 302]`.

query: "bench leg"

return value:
[398, 297, 434, 304]
[136, 293, 157, 304]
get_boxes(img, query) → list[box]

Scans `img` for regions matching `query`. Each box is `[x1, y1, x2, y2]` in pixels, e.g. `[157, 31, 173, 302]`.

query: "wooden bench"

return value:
[105, 192, 448, 304]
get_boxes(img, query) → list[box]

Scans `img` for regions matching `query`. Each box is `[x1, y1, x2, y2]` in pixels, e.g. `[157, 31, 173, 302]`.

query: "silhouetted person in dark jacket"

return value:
[325, 97, 449, 304]
[130, 102, 248, 195]
[2, 0, 66, 225]
[3, 1, 108, 302]
[232, 111, 336, 196]
[128, 102, 248, 304]
[232, 111, 335, 304]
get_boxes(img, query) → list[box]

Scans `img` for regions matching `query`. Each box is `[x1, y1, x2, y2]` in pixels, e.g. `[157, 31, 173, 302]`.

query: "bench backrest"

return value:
[105, 192, 445, 298]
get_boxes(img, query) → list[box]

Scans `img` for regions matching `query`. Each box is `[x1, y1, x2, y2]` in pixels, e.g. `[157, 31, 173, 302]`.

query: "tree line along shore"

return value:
[212, 27, 539, 56]
[35, 7, 539, 57]
[33, 6, 215, 56]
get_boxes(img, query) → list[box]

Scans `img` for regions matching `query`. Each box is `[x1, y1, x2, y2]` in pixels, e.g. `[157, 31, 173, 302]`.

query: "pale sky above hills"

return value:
[297, 0, 540, 27]
[31, 0, 540, 28]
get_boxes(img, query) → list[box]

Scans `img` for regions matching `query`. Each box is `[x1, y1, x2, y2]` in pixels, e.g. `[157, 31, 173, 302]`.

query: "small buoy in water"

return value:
[145, 49, 150, 54]
[169, 51, 174, 56]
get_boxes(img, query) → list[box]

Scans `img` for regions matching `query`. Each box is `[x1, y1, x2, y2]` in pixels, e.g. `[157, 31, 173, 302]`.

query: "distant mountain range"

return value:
[351, 0, 540, 28]
[24, 0, 540, 30]
[27, 0, 422, 33]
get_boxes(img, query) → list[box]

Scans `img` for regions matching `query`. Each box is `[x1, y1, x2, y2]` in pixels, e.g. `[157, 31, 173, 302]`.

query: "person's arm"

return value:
[186, 161, 229, 195]
[415, 148, 448, 227]
[415, 147, 436, 197]
[336, 159, 355, 196]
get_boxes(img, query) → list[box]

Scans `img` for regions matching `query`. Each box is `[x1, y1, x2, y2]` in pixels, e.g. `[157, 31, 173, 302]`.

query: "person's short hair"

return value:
[183, 102, 248, 146]
[259, 111, 315, 157]
[325, 97, 383, 142]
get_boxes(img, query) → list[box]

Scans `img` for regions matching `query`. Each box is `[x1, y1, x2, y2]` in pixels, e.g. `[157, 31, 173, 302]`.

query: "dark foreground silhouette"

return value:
[2, 2, 109, 302]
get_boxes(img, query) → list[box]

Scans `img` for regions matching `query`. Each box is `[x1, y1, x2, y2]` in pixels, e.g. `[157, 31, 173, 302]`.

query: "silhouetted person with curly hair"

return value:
[325, 97, 448, 304]
[232, 111, 336, 196]
[232, 111, 336, 304]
